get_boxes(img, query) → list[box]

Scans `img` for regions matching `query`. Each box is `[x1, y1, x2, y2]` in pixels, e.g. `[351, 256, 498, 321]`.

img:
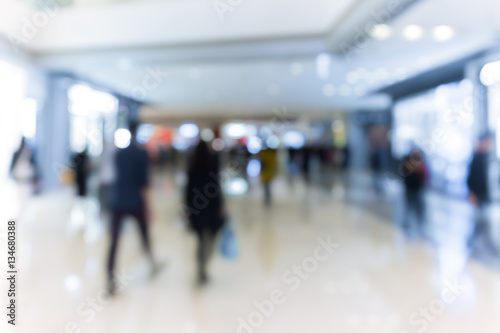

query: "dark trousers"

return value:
[404, 188, 424, 228]
[107, 207, 152, 283]
[195, 228, 216, 277]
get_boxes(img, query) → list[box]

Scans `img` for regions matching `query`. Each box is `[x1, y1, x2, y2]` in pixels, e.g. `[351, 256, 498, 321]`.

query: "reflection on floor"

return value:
[2, 172, 500, 333]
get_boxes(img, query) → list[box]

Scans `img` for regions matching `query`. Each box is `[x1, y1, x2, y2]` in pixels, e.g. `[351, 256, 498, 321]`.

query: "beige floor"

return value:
[1, 175, 500, 333]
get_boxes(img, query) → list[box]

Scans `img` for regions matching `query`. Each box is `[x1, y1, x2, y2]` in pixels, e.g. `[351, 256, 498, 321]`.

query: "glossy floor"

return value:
[1, 174, 500, 333]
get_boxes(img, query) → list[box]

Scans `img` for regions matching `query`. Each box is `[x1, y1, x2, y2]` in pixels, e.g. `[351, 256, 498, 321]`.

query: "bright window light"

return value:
[225, 123, 247, 139]
[179, 123, 199, 139]
[282, 130, 305, 149]
[480, 60, 500, 86]
[114, 128, 131, 149]
[71, 117, 88, 152]
[316, 53, 331, 80]
[247, 136, 263, 154]
[21, 98, 37, 140]
[225, 178, 249, 196]
[68, 84, 118, 115]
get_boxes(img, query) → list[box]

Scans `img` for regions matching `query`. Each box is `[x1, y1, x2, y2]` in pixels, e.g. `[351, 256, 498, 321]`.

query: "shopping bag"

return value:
[220, 223, 239, 260]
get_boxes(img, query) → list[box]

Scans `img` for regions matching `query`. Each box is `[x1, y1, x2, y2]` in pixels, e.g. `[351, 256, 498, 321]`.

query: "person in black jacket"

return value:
[466, 134, 497, 252]
[467, 135, 494, 206]
[185, 140, 225, 284]
[107, 123, 160, 295]
[72, 147, 90, 197]
[401, 148, 428, 234]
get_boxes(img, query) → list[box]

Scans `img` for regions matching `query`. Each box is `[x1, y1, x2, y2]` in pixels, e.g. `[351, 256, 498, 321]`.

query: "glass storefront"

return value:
[392, 79, 475, 196]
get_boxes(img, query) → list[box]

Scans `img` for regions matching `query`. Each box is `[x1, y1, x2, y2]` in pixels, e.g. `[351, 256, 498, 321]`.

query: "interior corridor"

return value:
[4, 173, 500, 333]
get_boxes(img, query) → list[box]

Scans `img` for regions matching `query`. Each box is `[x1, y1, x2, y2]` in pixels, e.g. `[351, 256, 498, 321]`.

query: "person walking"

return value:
[401, 148, 428, 235]
[72, 147, 90, 197]
[466, 134, 497, 253]
[107, 122, 160, 295]
[185, 140, 225, 285]
[259, 148, 278, 207]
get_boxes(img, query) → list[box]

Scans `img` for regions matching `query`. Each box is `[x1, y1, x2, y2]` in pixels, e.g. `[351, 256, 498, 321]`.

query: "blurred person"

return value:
[185, 140, 225, 284]
[401, 148, 428, 235]
[466, 134, 498, 252]
[301, 147, 311, 185]
[71, 147, 90, 197]
[107, 122, 160, 295]
[10, 137, 40, 194]
[259, 148, 278, 207]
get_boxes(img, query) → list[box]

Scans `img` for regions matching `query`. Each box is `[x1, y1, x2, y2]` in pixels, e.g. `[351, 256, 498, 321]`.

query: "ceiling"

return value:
[1, 0, 499, 119]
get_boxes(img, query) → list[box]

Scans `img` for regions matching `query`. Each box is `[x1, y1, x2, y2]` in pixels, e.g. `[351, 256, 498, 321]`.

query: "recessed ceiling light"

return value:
[403, 25, 423, 41]
[370, 24, 392, 40]
[433, 25, 454, 42]
[316, 53, 331, 80]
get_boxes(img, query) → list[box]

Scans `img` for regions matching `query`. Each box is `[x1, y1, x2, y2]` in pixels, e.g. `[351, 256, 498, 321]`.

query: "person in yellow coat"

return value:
[259, 148, 278, 207]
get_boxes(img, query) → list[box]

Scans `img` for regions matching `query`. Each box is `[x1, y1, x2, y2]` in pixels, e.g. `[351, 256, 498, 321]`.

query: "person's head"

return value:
[477, 133, 494, 153]
[410, 148, 423, 160]
[188, 140, 214, 173]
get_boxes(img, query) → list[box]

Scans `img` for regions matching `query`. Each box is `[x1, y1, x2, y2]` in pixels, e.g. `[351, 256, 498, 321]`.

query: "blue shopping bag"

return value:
[220, 223, 239, 260]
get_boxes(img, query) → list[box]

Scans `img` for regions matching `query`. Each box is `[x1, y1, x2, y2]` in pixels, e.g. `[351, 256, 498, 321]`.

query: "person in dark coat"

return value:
[466, 134, 497, 252]
[107, 123, 160, 295]
[401, 148, 428, 234]
[467, 135, 493, 206]
[72, 148, 90, 197]
[185, 140, 225, 284]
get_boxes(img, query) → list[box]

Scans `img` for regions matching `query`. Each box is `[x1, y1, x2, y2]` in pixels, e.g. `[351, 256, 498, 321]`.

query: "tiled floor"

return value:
[1, 172, 500, 333]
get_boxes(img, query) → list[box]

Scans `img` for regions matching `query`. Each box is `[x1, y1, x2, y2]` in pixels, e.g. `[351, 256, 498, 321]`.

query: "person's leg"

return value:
[195, 229, 206, 283]
[415, 189, 425, 231]
[131, 206, 162, 275]
[203, 229, 216, 264]
[131, 207, 152, 256]
[107, 210, 124, 293]
[404, 190, 413, 227]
